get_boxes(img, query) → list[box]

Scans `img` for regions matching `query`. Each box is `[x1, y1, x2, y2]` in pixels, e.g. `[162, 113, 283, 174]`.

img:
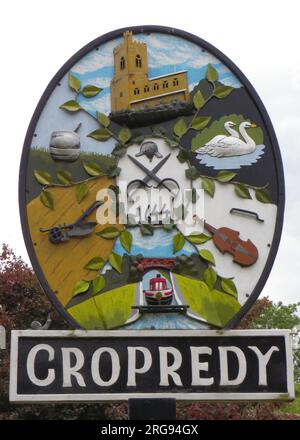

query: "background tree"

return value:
[0, 244, 299, 419]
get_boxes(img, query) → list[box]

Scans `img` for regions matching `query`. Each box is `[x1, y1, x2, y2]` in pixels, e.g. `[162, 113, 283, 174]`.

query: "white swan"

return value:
[196, 121, 257, 158]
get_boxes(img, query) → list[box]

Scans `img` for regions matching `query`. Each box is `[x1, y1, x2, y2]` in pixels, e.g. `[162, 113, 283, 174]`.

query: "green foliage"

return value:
[34, 170, 52, 185]
[60, 100, 81, 112]
[193, 90, 205, 110]
[92, 276, 106, 294]
[83, 161, 104, 177]
[56, 170, 72, 185]
[75, 182, 89, 203]
[206, 64, 218, 82]
[81, 85, 102, 98]
[187, 233, 212, 244]
[120, 229, 132, 252]
[214, 85, 234, 99]
[185, 166, 198, 180]
[84, 257, 105, 271]
[68, 74, 81, 93]
[255, 188, 273, 203]
[140, 224, 154, 236]
[191, 116, 211, 131]
[203, 266, 217, 290]
[173, 233, 186, 253]
[97, 112, 110, 128]
[40, 190, 54, 209]
[73, 280, 90, 296]
[118, 126, 132, 144]
[87, 128, 111, 141]
[199, 249, 215, 265]
[221, 278, 237, 298]
[250, 301, 300, 330]
[96, 226, 120, 239]
[173, 118, 188, 138]
[234, 183, 252, 199]
[109, 252, 123, 273]
[202, 178, 215, 197]
[216, 170, 237, 183]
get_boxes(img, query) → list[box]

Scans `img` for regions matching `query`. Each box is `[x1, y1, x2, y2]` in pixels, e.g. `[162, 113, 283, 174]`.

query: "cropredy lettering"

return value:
[10, 330, 294, 402]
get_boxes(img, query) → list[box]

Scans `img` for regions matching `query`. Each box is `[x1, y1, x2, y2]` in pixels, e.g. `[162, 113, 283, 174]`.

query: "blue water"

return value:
[196, 144, 265, 170]
[113, 227, 195, 257]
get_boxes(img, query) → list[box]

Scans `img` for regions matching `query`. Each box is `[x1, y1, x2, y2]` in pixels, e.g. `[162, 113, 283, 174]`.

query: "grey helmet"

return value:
[135, 141, 163, 161]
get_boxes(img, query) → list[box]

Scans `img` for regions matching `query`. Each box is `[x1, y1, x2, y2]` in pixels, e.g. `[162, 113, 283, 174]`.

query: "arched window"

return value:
[134, 88, 140, 95]
[163, 80, 169, 89]
[136, 54, 142, 68]
[173, 78, 179, 86]
[153, 83, 159, 91]
[144, 85, 150, 93]
[120, 56, 125, 70]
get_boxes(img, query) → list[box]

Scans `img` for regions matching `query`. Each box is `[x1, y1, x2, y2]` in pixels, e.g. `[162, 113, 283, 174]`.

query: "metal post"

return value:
[128, 398, 176, 420]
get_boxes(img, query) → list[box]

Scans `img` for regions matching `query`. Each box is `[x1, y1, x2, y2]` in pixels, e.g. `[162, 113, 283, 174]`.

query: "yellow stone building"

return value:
[110, 32, 190, 112]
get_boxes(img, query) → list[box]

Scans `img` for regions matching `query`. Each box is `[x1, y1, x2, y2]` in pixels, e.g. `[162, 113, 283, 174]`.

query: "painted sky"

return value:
[71, 32, 242, 116]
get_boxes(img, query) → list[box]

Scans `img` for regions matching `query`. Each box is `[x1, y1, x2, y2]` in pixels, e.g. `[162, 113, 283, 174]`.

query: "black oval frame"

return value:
[19, 25, 285, 329]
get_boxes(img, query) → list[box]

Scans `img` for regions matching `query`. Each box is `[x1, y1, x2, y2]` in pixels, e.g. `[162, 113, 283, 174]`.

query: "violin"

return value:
[204, 221, 258, 267]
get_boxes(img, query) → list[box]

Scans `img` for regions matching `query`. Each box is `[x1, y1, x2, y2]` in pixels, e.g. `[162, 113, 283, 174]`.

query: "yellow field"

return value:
[27, 177, 123, 307]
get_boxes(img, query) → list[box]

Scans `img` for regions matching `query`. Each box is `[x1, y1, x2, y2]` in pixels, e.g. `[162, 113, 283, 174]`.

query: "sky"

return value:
[71, 32, 241, 116]
[1, 0, 300, 305]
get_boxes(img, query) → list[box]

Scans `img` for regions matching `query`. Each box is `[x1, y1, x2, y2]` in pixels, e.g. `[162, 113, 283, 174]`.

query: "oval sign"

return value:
[20, 26, 284, 330]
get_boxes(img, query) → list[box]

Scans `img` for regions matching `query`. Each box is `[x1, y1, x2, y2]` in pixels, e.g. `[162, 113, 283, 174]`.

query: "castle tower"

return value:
[110, 31, 148, 112]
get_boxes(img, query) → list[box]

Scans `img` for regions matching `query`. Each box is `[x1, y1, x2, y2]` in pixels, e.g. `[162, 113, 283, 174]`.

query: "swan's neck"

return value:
[226, 126, 239, 138]
[239, 126, 256, 150]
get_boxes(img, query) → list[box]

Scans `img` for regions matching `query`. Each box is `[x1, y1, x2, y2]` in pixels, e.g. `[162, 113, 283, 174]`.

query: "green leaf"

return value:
[202, 178, 215, 197]
[118, 126, 132, 144]
[173, 118, 188, 138]
[235, 183, 252, 199]
[92, 276, 106, 294]
[83, 161, 103, 177]
[81, 85, 102, 98]
[203, 266, 217, 290]
[132, 135, 144, 144]
[60, 100, 81, 112]
[73, 280, 90, 296]
[96, 226, 120, 239]
[56, 170, 72, 185]
[221, 278, 237, 297]
[87, 128, 111, 141]
[216, 170, 237, 183]
[206, 64, 218, 82]
[140, 224, 154, 236]
[34, 170, 52, 185]
[177, 150, 189, 163]
[214, 85, 234, 99]
[97, 112, 110, 128]
[68, 74, 81, 93]
[193, 90, 205, 110]
[199, 249, 215, 265]
[109, 252, 123, 273]
[187, 233, 212, 244]
[76, 182, 89, 204]
[85, 257, 105, 271]
[40, 190, 54, 210]
[185, 166, 199, 180]
[255, 188, 273, 204]
[120, 229, 132, 252]
[191, 116, 211, 131]
[173, 233, 186, 253]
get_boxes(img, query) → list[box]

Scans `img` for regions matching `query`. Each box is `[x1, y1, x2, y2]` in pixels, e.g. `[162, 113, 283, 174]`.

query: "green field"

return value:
[279, 383, 300, 415]
[26, 147, 116, 202]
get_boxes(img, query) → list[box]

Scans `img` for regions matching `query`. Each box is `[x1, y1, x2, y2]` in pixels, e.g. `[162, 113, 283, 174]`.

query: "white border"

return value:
[9, 330, 295, 403]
